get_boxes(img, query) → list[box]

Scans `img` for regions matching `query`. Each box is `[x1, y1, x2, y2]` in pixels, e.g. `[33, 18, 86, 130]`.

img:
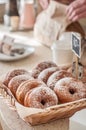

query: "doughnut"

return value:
[47, 70, 72, 90]
[8, 74, 34, 97]
[16, 79, 47, 105]
[54, 77, 86, 103]
[67, 66, 86, 83]
[31, 69, 40, 79]
[31, 61, 57, 78]
[38, 67, 59, 84]
[3, 69, 29, 87]
[59, 65, 71, 71]
[24, 86, 58, 109]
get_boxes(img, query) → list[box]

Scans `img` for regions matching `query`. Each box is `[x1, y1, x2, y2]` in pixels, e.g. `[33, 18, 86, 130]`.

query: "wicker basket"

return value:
[0, 82, 86, 126]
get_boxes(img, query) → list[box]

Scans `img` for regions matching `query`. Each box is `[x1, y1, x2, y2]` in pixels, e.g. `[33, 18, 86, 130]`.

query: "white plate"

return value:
[0, 43, 35, 61]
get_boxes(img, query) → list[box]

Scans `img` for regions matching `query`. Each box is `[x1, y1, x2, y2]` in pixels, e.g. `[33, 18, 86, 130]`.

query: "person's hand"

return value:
[39, 0, 50, 9]
[66, 0, 86, 22]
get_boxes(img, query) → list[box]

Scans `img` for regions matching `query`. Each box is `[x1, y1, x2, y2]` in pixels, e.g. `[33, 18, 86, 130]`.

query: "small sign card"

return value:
[72, 33, 81, 58]
[71, 33, 83, 79]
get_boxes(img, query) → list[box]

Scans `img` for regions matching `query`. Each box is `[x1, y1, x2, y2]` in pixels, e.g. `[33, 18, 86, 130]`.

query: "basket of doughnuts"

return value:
[0, 61, 86, 125]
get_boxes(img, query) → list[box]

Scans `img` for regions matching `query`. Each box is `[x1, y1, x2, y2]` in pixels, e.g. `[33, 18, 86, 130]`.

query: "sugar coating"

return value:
[38, 67, 59, 83]
[54, 77, 86, 103]
[3, 69, 29, 86]
[47, 70, 72, 90]
[24, 86, 58, 109]
[31, 61, 57, 78]
[8, 74, 33, 96]
[16, 79, 47, 105]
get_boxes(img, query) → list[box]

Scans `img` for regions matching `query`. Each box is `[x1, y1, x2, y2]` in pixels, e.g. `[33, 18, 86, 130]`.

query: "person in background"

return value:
[66, 0, 86, 22]
[39, 0, 86, 22]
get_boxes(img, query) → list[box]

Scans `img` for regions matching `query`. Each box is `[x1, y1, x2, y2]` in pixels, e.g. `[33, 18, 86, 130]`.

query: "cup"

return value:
[51, 40, 73, 66]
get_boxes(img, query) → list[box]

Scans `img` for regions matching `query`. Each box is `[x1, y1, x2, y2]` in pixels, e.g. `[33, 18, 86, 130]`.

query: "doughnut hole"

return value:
[41, 100, 46, 106]
[69, 88, 76, 95]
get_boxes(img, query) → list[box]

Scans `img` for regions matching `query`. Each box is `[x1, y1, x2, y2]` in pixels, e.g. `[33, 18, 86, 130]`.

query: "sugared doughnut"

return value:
[54, 77, 86, 103]
[31, 61, 57, 78]
[8, 74, 33, 97]
[38, 67, 59, 84]
[67, 66, 86, 83]
[24, 86, 58, 109]
[47, 70, 72, 90]
[31, 69, 40, 79]
[3, 69, 29, 87]
[59, 65, 71, 71]
[16, 79, 47, 105]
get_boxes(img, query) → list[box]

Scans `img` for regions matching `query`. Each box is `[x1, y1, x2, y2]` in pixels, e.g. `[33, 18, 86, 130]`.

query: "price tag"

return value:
[72, 33, 81, 58]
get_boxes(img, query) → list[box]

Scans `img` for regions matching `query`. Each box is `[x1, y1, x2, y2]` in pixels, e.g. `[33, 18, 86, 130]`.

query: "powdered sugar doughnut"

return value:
[31, 61, 57, 78]
[54, 77, 86, 103]
[31, 69, 40, 79]
[38, 67, 59, 84]
[8, 74, 33, 97]
[47, 70, 72, 90]
[3, 69, 29, 87]
[24, 86, 58, 109]
[16, 79, 47, 105]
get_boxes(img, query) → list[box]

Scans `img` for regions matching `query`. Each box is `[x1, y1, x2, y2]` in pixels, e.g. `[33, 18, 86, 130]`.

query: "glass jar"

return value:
[19, 0, 36, 30]
[4, 0, 20, 30]
[51, 32, 74, 66]
[51, 40, 73, 66]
